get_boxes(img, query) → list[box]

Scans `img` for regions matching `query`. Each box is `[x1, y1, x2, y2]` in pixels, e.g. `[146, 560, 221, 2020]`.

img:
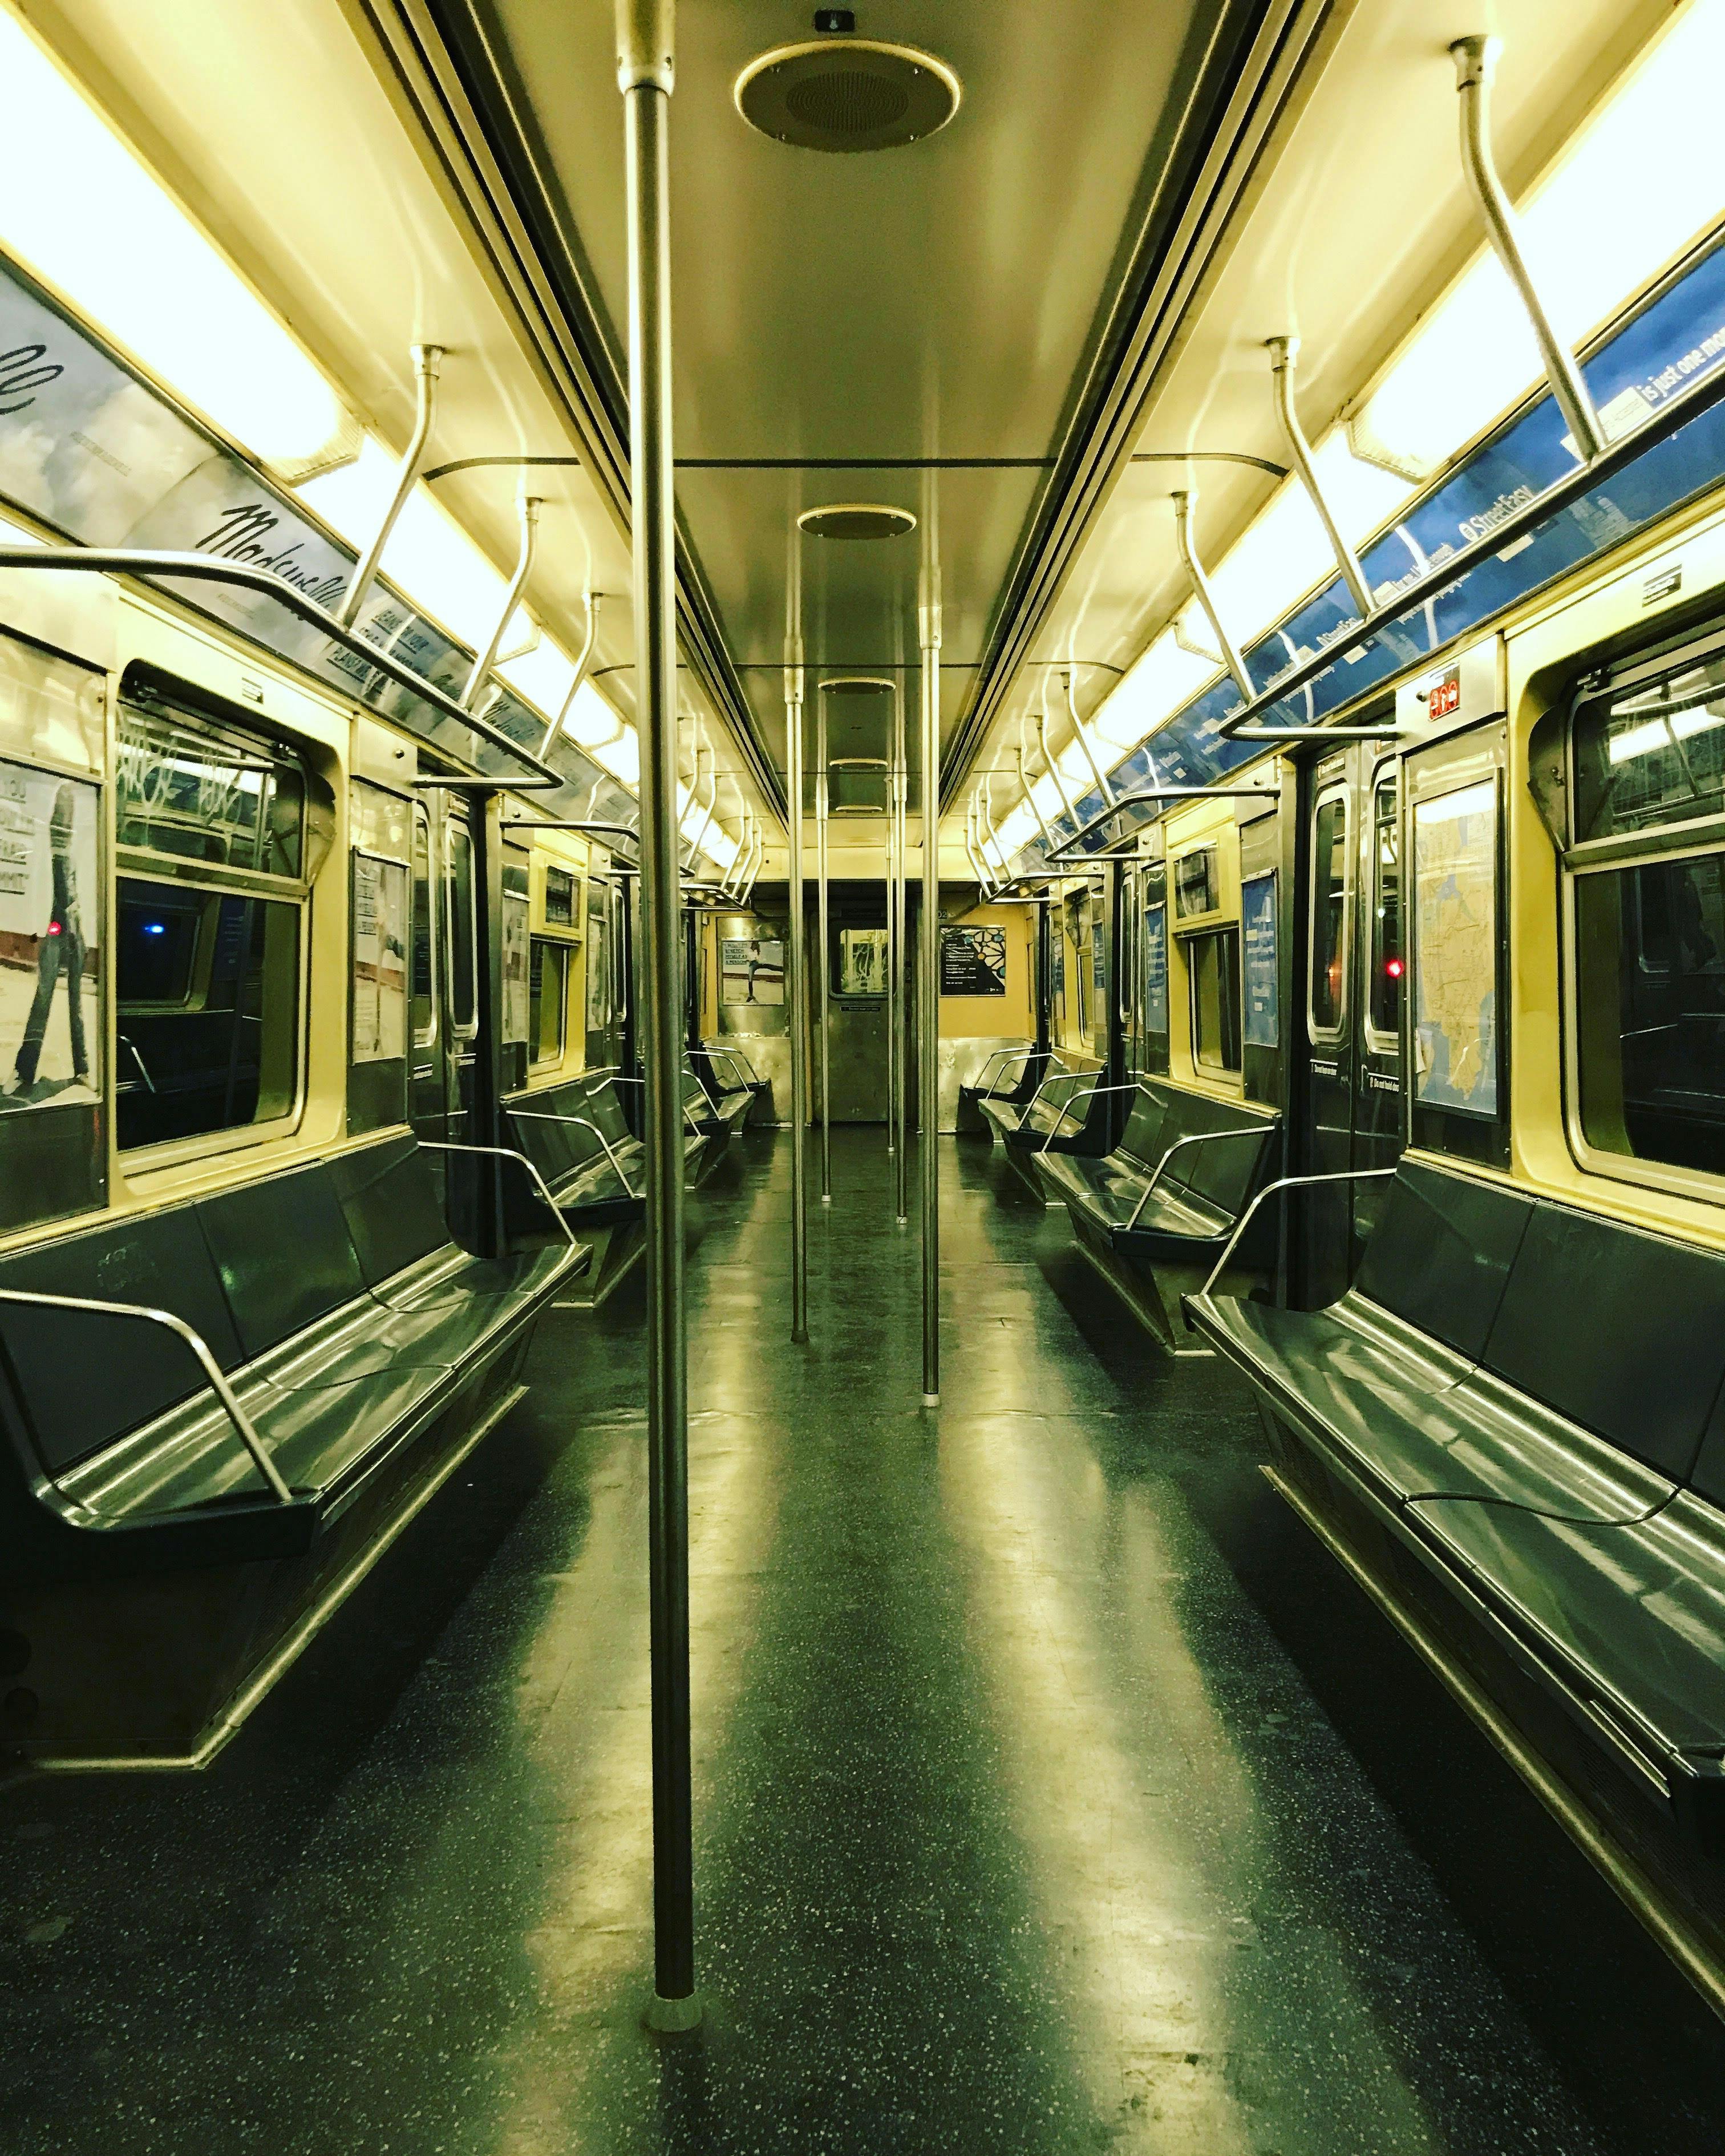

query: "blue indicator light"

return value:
[143, 922, 166, 936]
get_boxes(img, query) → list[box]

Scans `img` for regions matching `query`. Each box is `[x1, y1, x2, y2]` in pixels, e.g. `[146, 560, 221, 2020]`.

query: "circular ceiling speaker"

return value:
[797, 502, 917, 541]
[735, 39, 960, 154]
[820, 675, 894, 694]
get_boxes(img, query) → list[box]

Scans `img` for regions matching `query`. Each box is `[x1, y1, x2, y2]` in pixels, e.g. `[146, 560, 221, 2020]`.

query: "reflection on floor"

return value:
[3, 1126, 1724, 2153]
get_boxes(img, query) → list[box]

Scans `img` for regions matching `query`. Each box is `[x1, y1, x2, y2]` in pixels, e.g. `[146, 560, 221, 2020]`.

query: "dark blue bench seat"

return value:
[1039, 1078, 1279, 1347]
[1187, 1157, 1725, 1861]
[0, 1131, 580, 1763]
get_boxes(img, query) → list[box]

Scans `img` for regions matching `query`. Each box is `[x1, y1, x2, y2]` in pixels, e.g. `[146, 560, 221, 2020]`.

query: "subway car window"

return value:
[1189, 926, 1241, 1073]
[1572, 649, 1725, 842]
[1309, 792, 1349, 1034]
[1576, 853, 1725, 1178]
[117, 690, 309, 876]
[1369, 773, 1402, 1038]
[113, 681, 313, 1152]
[115, 878, 300, 1147]
[529, 937, 568, 1064]
[411, 804, 435, 1045]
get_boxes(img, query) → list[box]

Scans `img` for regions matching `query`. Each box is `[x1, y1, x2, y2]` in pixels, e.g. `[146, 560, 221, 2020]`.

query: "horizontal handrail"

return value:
[1125, 1125, 1274, 1230]
[1039, 1080, 1148, 1152]
[418, 1140, 583, 1253]
[0, 546, 562, 792]
[0, 1287, 291, 1504]
[507, 1111, 639, 1198]
[1196, 1166, 1398, 1298]
[1043, 785, 1277, 862]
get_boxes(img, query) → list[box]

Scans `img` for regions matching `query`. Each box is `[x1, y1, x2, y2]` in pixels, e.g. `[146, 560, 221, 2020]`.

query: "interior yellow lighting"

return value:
[592, 722, 641, 788]
[0, 9, 349, 475]
[497, 638, 576, 718]
[1355, 0, 1725, 477]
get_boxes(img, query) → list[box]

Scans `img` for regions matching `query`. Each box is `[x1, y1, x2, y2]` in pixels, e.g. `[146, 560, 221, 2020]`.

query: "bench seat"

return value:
[1187, 1156, 1725, 1848]
[993, 1070, 1104, 1197]
[1043, 1079, 1279, 1347]
[695, 1043, 771, 1126]
[0, 1130, 578, 1582]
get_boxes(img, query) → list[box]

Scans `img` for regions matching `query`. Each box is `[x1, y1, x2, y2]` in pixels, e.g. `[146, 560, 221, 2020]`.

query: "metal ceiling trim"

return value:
[345, 0, 787, 820]
[941, 0, 1335, 807]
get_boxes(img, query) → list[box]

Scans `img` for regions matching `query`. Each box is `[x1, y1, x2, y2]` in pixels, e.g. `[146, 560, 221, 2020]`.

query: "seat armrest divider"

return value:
[0, 1287, 294, 1503]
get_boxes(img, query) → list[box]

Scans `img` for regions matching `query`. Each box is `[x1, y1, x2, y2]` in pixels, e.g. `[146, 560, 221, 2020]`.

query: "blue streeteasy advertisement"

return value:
[1241, 872, 1278, 1048]
[1142, 903, 1168, 1033]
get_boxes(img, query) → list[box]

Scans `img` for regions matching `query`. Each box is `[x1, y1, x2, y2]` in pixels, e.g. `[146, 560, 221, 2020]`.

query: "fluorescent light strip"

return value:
[0, 7, 346, 472]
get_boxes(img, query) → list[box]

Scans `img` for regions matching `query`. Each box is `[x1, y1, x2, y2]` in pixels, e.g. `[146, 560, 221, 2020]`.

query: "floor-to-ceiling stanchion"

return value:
[892, 660, 909, 1228]
[816, 683, 831, 1205]
[616, 0, 697, 2033]
[885, 699, 898, 1164]
[785, 537, 809, 1343]
[917, 506, 941, 1405]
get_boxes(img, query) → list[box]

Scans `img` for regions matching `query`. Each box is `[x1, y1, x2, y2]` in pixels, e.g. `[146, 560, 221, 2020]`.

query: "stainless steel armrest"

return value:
[418, 1140, 583, 1254]
[1125, 1125, 1274, 1230]
[0, 1288, 291, 1503]
[1195, 1166, 1398, 1299]
[506, 1111, 639, 1198]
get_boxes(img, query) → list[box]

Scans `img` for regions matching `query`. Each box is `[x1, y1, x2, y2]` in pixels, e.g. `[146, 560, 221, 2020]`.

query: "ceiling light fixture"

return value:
[796, 503, 916, 540]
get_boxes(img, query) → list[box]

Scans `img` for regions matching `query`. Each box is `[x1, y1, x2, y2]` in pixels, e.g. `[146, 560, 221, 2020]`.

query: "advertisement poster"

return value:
[1142, 902, 1168, 1034]
[837, 927, 888, 997]
[1242, 872, 1279, 1048]
[940, 923, 1007, 996]
[1091, 919, 1107, 995]
[1413, 781, 1499, 1115]
[0, 761, 100, 1110]
[500, 887, 530, 1045]
[351, 852, 408, 1064]
[722, 937, 785, 1006]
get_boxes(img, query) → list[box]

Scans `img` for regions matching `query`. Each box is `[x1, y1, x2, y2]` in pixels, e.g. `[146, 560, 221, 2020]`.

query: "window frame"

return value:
[112, 680, 317, 1164]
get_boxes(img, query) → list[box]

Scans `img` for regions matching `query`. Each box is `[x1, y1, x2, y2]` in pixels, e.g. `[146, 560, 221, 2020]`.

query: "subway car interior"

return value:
[8, 0, 1725, 2146]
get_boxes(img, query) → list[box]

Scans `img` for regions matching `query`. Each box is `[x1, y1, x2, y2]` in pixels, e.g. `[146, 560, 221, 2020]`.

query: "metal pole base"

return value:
[897, 1216, 908, 1229]
[792, 1326, 809, 1345]
[645, 1992, 703, 2034]
[821, 1193, 832, 1206]
[921, 1392, 941, 1408]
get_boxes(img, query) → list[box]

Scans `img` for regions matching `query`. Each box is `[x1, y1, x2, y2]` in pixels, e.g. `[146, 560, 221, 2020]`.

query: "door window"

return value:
[411, 804, 436, 1047]
[446, 820, 477, 1036]
[1368, 772, 1403, 1041]
[1309, 790, 1349, 1037]
[1189, 927, 1242, 1073]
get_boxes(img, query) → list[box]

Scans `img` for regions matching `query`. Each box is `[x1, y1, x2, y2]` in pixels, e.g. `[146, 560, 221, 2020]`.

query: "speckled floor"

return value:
[3, 1126, 1723, 2153]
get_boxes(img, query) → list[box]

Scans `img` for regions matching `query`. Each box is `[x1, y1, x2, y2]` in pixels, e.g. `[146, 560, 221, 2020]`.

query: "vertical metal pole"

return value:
[1035, 899, 1052, 1056]
[616, 0, 696, 2034]
[892, 666, 909, 1226]
[816, 687, 831, 1203]
[918, 520, 941, 1406]
[886, 704, 899, 1160]
[785, 542, 809, 1343]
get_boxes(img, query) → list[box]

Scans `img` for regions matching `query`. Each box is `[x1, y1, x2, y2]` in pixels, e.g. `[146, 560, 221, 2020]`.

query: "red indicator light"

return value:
[46, 923, 60, 937]
[1385, 958, 1403, 978]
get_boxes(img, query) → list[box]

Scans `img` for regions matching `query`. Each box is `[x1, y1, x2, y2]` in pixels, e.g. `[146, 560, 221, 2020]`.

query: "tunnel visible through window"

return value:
[1576, 852, 1725, 1179]
[116, 878, 300, 1148]
[1188, 927, 1241, 1073]
[1568, 647, 1725, 1184]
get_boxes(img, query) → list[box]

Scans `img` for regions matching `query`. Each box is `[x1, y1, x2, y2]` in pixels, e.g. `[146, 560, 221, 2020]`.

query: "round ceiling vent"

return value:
[820, 675, 894, 695]
[797, 502, 917, 541]
[735, 39, 960, 153]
